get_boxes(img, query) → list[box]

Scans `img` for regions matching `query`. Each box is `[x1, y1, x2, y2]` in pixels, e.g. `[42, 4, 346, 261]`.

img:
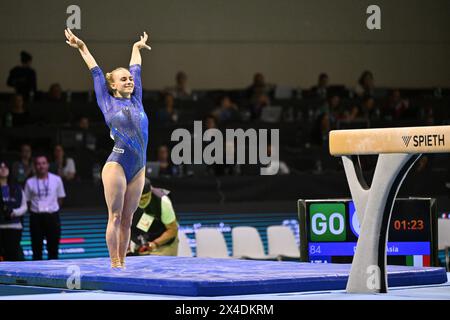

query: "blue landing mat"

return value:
[0, 256, 446, 296]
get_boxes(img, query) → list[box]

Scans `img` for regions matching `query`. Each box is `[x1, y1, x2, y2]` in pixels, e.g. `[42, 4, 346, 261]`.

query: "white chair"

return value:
[438, 219, 450, 271]
[267, 225, 300, 261]
[177, 231, 193, 257]
[232, 226, 277, 260]
[195, 228, 230, 258]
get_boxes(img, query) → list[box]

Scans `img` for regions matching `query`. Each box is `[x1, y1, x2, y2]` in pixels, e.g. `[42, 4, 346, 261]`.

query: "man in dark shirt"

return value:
[7, 51, 37, 100]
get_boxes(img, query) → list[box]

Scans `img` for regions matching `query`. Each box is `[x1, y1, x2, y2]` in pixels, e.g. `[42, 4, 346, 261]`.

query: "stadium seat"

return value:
[177, 231, 193, 257]
[232, 226, 277, 260]
[267, 225, 300, 261]
[438, 219, 450, 271]
[195, 227, 230, 258]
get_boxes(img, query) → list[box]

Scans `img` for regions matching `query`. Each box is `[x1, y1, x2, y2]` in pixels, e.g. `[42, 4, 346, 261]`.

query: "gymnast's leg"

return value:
[102, 162, 127, 268]
[119, 167, 146, 267]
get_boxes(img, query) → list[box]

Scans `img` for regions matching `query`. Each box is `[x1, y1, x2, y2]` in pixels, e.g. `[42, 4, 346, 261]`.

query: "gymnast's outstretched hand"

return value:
[64, 28, 85, 50]
[133, 31, 151, 51]
[65, 28, 98, 69]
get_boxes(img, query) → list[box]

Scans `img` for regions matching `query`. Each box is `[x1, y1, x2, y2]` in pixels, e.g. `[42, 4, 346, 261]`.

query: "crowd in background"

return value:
[0, 50, 447, 184]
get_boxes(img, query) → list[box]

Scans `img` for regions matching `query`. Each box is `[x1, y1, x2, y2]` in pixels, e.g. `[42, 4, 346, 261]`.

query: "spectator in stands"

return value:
[316, 93, 345, 123]
[128, 178, 179, 256]
[2, 94, 30, 127]
[6, 51, 37, 101]
[78, 115, 90, 130]
[383, 89, 410, 120]
[168, 71, 192, 99]
[310, 112, 331, 146]
[311, 73, 329, 99]
[262, 144, 290, 175]
[212, 95, 240, 123]
[157, 92, 178, 124]
[355, 70, 375, 98]
[11, 143, 35, 186]
[46, 83, 63, 102]
[0, 160, 27, 261]
[76, 115, 96, 151]
[157, 145, 181, 177]
[202, 114, 240, 176]
[49, 144, 76, 181]
[205, 113, 218, 130]
[348, 96, 380, 121]
[250, 93, 271, 120]
[247, 72, 273, 100]
[24, 154, 66, 260]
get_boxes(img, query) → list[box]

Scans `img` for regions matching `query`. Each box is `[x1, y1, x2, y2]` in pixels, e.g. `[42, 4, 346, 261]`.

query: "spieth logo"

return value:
[402, 136, 412, 147]
[402, 134, 445, 148]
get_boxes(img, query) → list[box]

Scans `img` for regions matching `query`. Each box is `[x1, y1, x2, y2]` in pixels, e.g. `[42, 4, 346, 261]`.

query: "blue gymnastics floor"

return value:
[0, 256, 446, 297]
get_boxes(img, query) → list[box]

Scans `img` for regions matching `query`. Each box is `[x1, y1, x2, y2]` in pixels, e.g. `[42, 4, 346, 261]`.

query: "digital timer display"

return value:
[299, 198, 438, 267]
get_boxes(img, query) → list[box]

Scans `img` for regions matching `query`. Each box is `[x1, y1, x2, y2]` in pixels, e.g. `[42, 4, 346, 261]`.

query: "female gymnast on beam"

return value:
[65, 28, 151, 268]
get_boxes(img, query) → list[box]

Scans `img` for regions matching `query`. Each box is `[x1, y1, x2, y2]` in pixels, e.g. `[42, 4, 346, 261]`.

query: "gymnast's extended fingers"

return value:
[64, 29, 70, 40]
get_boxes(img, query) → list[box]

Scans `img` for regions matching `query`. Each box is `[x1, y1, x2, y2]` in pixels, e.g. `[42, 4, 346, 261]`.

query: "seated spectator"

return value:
[246, 72, 273, 100]
[204, 113, 218, 131]
[348, 96, 380, 121]
[167, 71, 192, 99]
[157, 92, 178, 124]
[310, 112, 332, 146]
[316, 93, 346, 122]
[6, 51, 37, 101]
[310, 73, 329, 99]
[2, 94, 30, 127]
[11, 143, 35, 186]
[77, 115, 90, 130]
[212, 95, 240, 123]
[49, 144, 76, 181]
[76, 115, 96, 151]
[250, 93, 271, 120]
[157, 145, 181, 177]
[46, 83, 63, 102]
[355, 70, 375, 98]
[383, 89, 410, 120]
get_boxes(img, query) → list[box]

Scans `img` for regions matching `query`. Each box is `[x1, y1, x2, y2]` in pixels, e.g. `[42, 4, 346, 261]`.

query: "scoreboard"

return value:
[298, 198, 438, 267]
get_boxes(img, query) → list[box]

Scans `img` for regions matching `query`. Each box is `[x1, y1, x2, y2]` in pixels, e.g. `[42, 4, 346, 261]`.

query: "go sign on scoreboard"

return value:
[298, 198, 438, 267]
[309, 203, 346, 242]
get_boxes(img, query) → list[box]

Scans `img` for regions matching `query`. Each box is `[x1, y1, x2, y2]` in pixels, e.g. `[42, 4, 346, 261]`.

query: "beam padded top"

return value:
[329, 126, 450, 156]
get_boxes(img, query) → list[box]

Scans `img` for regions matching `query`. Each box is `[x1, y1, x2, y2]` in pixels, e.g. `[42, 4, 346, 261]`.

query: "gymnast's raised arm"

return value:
[64, 28, 98, 70]
[65, 28, 110, 113]
[129, 31, 151, 66]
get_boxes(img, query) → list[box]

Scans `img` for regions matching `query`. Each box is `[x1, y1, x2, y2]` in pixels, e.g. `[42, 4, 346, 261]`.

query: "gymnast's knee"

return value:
[108, 212, 122, 226]
[120, 215, 133, 230]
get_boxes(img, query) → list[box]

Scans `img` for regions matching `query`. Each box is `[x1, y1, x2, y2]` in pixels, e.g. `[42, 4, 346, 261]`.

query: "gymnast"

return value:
[64, 28, 151, 268]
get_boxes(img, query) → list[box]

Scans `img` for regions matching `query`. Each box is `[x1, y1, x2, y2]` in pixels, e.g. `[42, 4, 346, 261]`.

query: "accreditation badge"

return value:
[37, 200, 50, 213]
[136, 213, 154, 232]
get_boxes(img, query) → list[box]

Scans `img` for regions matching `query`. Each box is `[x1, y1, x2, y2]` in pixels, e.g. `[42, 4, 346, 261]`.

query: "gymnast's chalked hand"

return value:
[133, 31, 151, 51]
[64, 28, 85, 49]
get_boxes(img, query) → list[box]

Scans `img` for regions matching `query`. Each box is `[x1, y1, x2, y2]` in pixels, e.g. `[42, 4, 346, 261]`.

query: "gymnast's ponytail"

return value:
[105, 72, 114, 92]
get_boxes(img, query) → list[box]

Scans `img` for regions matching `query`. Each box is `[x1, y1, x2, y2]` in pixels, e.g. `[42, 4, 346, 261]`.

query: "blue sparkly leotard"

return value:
[90, 64, 148, 183]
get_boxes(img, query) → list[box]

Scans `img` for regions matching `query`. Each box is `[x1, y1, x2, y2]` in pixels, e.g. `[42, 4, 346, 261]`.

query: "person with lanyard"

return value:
[0, 160, 27, 261]
[24, 155, 66, 260]
[129, 178, 179, 256]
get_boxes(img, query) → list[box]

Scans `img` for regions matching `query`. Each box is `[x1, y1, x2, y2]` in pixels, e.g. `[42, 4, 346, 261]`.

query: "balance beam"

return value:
[330, 125, 450, 156]
[329, 125, 450, 294]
